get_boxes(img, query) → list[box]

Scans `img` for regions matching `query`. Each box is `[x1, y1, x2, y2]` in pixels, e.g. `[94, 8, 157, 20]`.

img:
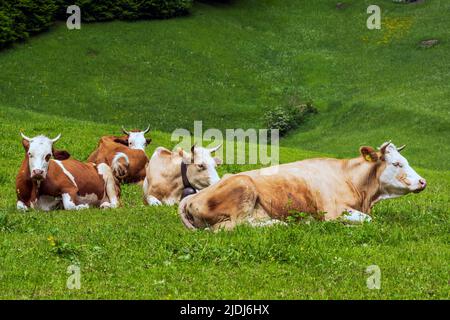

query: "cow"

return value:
[143, 144, 222, 206]
[16, 133, 120, 211]
[87, 126, 151, 183]
[179, 141, 427, 231]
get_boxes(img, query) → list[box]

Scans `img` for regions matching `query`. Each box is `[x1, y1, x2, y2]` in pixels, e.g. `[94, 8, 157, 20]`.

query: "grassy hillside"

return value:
[0, 0, 449, 299]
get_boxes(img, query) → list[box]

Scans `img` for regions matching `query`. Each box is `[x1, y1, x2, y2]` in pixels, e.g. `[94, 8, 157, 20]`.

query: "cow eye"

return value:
[28, 152, 33, 158]
[45, 154, 51, 162]
[393, 162, 402, 168]
[197, 164, 206, 171]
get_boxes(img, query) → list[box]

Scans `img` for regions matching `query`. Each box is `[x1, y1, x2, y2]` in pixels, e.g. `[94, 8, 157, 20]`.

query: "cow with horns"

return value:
[143, 144, 222, 206]
[179, 141, 427, 231]
[87, 126, 151, 183]
[16, 133, 120, 211]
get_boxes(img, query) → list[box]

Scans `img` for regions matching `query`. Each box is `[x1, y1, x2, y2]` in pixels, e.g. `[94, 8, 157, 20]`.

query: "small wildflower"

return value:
[47, 235, 56, 247]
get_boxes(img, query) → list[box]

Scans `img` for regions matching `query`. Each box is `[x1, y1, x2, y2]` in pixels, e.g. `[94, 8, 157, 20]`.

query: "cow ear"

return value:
[146, 138, 152, 146]
[360, 146, 379, 162]
[214, 157, 222, 165]
[114, 138, 129, 146]
[22, 139, 30, 151]
[178, 148, 192, 164]
[53, 149, 71, 160]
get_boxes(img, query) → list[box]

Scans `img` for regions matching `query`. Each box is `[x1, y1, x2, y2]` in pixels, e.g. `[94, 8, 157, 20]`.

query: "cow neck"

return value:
[180, 161, 197, 200]
[346, 157, 385, 212]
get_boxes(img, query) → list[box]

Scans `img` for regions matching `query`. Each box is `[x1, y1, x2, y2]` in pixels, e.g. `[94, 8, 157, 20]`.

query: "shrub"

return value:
[264, 102, 318, 136]
[55, 0, 193, 22]
[0, 0, 57, 48]
[0, 0, 193, 48]
[16, 0, 57, 33]
[0, 4, 19, 47]
[54, 0, 116, 22]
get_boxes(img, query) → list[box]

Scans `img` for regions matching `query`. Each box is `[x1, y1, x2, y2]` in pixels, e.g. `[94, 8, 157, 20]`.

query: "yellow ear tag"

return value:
[365, 154, 373, 162]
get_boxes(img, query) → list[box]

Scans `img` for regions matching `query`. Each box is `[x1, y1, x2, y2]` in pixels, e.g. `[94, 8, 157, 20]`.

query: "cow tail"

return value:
[111, 152, 129, 180]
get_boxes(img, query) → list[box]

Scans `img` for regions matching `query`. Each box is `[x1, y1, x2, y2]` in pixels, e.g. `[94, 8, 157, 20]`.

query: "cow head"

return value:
[116, 125, 151, 150]
[180, 144, 222, 189]
[360, 141, 426, 197]
[21, 133, 70, 181]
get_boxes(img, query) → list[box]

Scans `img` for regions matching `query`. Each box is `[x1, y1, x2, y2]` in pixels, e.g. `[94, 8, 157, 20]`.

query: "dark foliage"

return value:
[0, 0, 57, 47]
[0, 0, 192, 48]
[264, 102, 318, 136]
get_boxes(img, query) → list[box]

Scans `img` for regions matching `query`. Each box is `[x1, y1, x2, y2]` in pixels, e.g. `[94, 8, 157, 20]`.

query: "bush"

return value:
[55, 0, 193, 22]
[0, 0, 192, 48]
[0, 4, 19, 47]
[264, 102, 318, 136]
[16, 0, 57, 33]
[0, 0, 57, 48]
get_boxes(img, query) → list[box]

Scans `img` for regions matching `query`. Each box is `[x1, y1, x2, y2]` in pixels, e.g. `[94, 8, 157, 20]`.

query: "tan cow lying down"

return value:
[179, 142, 427, 231]
[16, 133, 120, 211]
[87, 126, 151, 183]
[143, 144, 222, 206]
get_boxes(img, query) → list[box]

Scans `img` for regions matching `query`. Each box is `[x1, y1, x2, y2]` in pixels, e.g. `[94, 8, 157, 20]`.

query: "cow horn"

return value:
[20, 132, 31, 141]
[190, 143, 197, 154]
[122, 126, 130, 135]
[209, 143, 222, 154]
[397, 144, 406, 152]
[143, 125, 150, 134]
[378, 140, 392, 153]
[190, 143, 197, 163]
[51, 133, 61, 143]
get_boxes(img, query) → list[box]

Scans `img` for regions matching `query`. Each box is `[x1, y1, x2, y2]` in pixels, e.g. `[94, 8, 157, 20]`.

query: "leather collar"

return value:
[180, 162, 196, 200]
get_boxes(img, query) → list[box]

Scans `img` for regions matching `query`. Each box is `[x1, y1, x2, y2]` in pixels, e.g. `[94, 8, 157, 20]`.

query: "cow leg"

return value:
[211, 219, 238, 232]
[143, 177, 149, 194]
[179, 175, 259, 231]
[97, 163, 119, 209]
[16, 179, 37, 212]
[340, 209, 372, 224]
[16, 200, 28, 211]
[61, 191, 89, 210]
[137, 168, 147, 185]
[35, 196, 62, 211]
[142, 178, 162, 206]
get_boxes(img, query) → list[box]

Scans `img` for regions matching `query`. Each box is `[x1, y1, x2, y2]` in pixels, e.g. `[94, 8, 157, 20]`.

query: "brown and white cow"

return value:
[16, 133, 120, 211]
[143, 144, 222, 206]
[87, 126, 151, 183]
[179, 141, 427, 231]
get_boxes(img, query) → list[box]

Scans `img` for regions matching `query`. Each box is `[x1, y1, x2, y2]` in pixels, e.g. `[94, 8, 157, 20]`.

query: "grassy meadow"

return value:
[0, 0, 449, 299]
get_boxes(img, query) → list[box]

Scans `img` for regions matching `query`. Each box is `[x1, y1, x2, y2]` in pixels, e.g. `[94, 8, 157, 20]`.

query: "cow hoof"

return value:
[100, 202, 112, 209]
[341, 210, 372, 224]
[146, 195, 162, 206]
[16, 201, 29, 211]
[75, 204, 89, 210]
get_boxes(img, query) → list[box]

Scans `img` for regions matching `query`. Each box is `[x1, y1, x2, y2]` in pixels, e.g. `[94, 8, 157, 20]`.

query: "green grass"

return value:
[0, 0, 449, 299]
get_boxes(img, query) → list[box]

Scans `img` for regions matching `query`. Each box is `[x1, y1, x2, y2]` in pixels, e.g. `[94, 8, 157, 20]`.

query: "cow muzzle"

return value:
[413, 178, 427, 193]
[31, 169, 45, 181]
